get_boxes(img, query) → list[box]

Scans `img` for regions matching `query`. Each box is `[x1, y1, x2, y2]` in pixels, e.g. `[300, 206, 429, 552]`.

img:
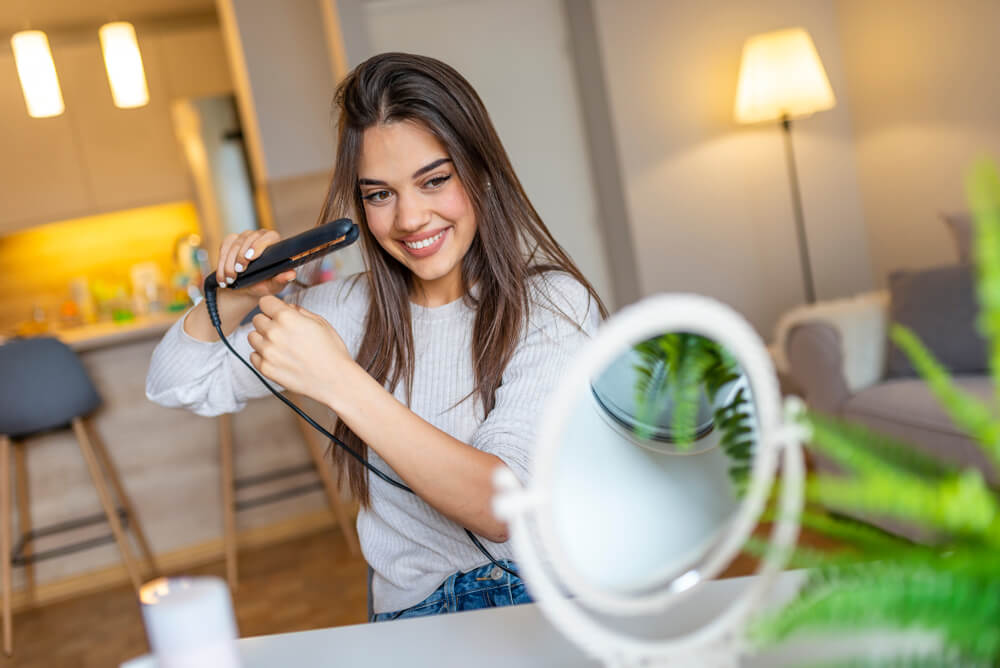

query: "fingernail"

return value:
[226, 277, 235, 285]
[234, 263, 244, 272]
[245, 249, 255, 259]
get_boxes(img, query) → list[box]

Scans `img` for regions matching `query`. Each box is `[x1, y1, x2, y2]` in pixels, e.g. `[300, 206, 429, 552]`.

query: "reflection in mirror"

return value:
[548, 331, 758, 598]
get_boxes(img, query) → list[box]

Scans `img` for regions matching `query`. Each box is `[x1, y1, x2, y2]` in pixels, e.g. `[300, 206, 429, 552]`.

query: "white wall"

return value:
[358, 0, 615, 308]
[592, 0, 874, 334]
[217, 0, 337, 184]
[835, 0, 1000, 281]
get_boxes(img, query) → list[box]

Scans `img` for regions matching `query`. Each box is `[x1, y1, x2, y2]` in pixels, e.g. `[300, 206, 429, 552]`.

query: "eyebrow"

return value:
[357, 158, 452, 187]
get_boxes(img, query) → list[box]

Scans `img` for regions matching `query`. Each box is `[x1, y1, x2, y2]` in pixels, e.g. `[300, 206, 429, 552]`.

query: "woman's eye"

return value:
[424, 174, 451, 189]
[363, 190, 391, 203]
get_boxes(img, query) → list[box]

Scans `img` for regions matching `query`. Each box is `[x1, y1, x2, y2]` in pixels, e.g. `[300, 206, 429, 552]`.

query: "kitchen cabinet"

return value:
[0, 24, 233, 235]
[0, 52, 94, 233]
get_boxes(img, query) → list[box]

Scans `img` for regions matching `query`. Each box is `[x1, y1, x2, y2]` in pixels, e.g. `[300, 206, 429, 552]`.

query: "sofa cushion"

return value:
[841, 376, 996, 484]
[886, 264, 985, 378]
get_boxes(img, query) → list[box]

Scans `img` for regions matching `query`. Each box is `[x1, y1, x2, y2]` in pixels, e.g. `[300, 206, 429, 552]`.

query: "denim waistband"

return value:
[372, 560, 529, 622]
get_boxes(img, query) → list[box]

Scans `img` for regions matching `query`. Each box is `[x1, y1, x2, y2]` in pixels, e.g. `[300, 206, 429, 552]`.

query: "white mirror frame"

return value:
[493, 294, 807, 667]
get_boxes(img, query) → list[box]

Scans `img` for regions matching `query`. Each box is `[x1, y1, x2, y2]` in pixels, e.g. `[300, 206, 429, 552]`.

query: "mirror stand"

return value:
[492, 294, 808, 667]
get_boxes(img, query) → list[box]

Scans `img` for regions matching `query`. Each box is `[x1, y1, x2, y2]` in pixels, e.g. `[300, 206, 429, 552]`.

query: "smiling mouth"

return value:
[402, 230, 446, 250]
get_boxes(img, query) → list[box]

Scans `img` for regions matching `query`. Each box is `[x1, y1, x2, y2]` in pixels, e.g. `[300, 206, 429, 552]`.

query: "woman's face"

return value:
[358, 120, 478, 305]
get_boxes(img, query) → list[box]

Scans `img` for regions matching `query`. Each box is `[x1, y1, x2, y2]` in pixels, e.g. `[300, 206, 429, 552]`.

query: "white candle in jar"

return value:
[140, 576, 241, 668]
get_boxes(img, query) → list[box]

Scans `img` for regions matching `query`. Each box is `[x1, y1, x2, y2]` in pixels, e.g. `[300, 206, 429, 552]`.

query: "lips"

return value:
[399, 227, 449, 258]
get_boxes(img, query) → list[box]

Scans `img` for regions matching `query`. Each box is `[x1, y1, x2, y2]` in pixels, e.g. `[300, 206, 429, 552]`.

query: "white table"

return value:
[122, 571, 920, 667]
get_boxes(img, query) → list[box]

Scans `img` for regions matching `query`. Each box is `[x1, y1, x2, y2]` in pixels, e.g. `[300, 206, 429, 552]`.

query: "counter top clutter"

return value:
[0, 312, 183, 353]
[55, 312, 184, 352]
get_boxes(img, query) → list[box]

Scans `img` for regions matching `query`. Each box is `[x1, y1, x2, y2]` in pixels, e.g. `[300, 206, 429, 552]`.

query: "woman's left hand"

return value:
[247, 295, 354, 406]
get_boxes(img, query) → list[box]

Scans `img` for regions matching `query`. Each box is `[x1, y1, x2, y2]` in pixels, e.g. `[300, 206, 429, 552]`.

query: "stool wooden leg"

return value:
[219, 414, 238, 591]
[71, 418, 143, 593]
[84, 420, 159, 577]
[2, 435, 13, 656]
[13, 443, 34, 605]
[292, 398, 360, 556]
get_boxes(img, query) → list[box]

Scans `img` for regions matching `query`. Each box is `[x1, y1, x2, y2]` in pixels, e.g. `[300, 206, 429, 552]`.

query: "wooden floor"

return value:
[0, 523, 839, 667]
[0, 528, 368, 668]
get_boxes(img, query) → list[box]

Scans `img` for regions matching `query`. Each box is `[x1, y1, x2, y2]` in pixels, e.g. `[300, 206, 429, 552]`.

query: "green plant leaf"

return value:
[805, 471, 1000, 543]
[807, 411, 958, 480]
[890, 325, 1000, 476]
[752, 563, 1000, 663]
[967, 158, 1000, 410]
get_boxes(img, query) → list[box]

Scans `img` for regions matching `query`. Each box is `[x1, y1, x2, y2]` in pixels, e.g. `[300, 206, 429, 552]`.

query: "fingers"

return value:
[236, 229, 280, 274]
[257, 295, 289, 318]
[250, 312, 275, 337]
[215, 230, 282, 288]
[216, 234, 239, 287]
[248, 334, 286, 387]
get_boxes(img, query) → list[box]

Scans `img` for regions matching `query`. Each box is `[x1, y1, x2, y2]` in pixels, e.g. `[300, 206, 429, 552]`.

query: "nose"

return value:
[395, 189, 431, 234]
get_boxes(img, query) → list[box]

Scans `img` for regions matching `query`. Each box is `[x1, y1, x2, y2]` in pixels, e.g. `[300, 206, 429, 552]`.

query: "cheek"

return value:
[437, 186, 475, 228]
[364, 206, 394, 243]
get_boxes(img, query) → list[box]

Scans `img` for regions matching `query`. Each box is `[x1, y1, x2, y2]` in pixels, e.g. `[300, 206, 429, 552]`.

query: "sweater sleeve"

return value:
[144, 308, 279, 416]
[145, 275, 366, 417]
[470, 273, 601, 483]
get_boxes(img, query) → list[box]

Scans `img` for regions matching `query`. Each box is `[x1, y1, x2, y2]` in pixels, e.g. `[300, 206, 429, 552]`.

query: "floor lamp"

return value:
[734, 27, 836, 304]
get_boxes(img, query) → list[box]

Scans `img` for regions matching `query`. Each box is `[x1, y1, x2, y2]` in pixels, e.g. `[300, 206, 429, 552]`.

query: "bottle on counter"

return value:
[130, 262, 166, 316]
[69, 276, 98, 324]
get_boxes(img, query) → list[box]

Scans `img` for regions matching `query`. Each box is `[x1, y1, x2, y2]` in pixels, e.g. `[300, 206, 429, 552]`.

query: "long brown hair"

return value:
[316, 52, 607, 505]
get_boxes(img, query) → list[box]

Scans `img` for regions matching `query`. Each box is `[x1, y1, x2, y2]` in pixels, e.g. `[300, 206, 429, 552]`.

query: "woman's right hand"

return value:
[215, 230, 298, 298]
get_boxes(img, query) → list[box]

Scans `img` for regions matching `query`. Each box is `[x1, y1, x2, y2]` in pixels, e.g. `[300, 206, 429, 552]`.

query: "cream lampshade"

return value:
[733, 27, 835, 304]
[734, 27, 835, 124]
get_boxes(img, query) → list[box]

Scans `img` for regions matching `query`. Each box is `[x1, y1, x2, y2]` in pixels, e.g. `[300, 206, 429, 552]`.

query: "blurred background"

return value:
[0, 0, 996, 665]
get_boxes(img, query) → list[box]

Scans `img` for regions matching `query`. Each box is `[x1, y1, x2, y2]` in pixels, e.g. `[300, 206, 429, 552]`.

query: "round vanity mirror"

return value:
[493, 294, 806, 667]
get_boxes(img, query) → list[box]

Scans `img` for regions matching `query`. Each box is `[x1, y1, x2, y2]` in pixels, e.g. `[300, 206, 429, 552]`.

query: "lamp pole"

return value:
[780, 114, 816, 304]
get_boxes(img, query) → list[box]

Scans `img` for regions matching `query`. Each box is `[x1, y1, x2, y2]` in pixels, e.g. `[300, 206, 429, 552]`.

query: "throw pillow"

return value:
[886, 264, 985, 378]
[941, 212, 972, 264]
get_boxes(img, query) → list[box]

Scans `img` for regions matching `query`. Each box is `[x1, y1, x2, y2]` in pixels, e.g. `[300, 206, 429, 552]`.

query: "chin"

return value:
[410, 261, 457, 283]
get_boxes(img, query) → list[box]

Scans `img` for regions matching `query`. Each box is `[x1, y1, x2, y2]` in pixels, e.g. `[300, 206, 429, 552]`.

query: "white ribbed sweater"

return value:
[145, 271, 599, 613]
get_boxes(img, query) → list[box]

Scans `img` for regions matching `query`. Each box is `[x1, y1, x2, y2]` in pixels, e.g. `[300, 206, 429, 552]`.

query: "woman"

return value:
[146, 52, 606, 621]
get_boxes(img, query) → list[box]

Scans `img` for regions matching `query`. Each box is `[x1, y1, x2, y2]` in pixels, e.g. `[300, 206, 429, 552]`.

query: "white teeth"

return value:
[404, 231, 444, 250]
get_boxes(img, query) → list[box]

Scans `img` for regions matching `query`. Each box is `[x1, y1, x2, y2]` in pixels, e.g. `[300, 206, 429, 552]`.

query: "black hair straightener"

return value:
[202, 218, 359, 293]
[200, 217, 517, 580]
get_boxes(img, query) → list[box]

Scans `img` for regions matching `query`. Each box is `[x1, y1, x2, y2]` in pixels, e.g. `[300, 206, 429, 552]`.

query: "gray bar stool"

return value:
[0, 337, 158, 656]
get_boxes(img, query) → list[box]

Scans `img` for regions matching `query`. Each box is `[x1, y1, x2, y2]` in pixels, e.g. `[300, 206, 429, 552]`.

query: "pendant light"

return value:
[98, 21, 149, 108]
[10, 30, 65, 118]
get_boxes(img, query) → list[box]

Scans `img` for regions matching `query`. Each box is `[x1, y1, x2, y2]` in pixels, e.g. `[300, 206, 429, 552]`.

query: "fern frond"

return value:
[669, 337, 715, 447]
[715, 388, 754, 494]
[807, 411, 957, 480]
[806, 471, 1000, 543]
[632, 355, 669, 441]
[890, 325, 1000, 476]
[741, 535, 863, 570]
[752, 563, 1000, 662]
[759, 508, 918, 556]
[967, 159, 1000, 410]
[796, 655, 987, 668]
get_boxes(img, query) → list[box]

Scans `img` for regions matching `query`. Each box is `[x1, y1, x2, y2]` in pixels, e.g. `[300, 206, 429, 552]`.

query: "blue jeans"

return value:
[371, 560, 532, 622]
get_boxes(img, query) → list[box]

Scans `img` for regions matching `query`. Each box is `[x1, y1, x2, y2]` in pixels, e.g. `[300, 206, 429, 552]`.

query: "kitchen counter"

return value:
[56, 312, 184, 352]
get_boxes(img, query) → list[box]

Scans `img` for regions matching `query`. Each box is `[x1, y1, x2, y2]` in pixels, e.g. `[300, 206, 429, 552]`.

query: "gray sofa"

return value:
[780, 294, 997, 487]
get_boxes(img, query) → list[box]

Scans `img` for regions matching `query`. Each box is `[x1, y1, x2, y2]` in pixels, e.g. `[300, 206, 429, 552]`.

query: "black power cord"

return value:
[202, 281, 517, 580]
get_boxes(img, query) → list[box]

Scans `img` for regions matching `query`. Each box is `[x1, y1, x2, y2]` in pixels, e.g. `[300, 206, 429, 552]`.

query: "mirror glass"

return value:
[547, 330, 759, 596]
